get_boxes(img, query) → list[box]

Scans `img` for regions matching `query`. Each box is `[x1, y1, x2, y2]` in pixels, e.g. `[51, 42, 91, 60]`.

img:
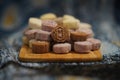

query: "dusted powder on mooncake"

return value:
[35, 30, 51, 41]
[41, 20, 57, 32]
[24, 29, 38, 40]
[74, 41, 92, 53]
[87, 38, 101, 50]
[53, 43, 71, 53]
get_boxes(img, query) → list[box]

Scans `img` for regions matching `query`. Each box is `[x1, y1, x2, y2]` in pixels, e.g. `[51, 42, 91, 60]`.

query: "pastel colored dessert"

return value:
[63, 15, 75, 20]
[35, 30, 51, 41]
[24, 29, 38, 40]
[28, 18, 42, 29]
[53, 43, 71, 53]
[78, 22, 92, 29]
[74, 41, 92, 53]
[22, 13, 101, 54]
[63, 18, 80, 30]
[32, 41, 50, 53]
[41, 20, 58, 32]
[87, 38, 101, 50]
[40, 13, 57, 20]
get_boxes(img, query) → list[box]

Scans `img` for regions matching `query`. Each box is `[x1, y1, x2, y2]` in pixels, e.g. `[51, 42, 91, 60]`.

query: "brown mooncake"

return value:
[32, 41, 50, 53]
[51, 26, 70, 42]
[71, 31, 88, 41]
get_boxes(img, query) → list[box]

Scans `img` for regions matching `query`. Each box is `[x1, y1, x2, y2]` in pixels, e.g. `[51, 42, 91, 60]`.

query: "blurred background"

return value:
[0, 0, 120, 80]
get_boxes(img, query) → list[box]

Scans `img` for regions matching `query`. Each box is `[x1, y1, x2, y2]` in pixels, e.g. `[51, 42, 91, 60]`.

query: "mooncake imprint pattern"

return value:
[23, 13, 101, 54]
[51, 26, 70, 42]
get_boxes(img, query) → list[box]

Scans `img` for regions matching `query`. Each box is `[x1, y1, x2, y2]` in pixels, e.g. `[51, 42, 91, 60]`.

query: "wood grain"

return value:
[19, 45, 103, 62]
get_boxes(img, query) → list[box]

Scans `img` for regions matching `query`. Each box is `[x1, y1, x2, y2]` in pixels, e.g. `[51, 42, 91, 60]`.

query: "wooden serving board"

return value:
[19, 45, 103, 62]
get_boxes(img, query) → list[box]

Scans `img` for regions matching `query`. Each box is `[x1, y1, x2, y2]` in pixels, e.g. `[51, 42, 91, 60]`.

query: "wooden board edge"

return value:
[18, 45, 103, 62]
